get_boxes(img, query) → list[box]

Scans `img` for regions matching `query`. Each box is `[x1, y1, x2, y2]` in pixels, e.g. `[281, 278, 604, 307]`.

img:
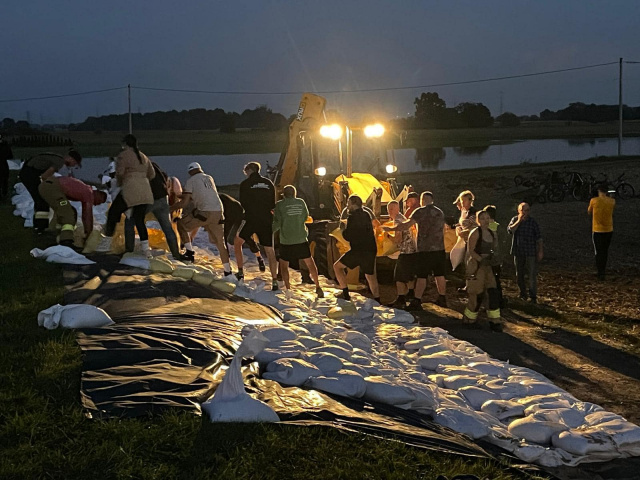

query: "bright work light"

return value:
[319, 124, 343, 141]
[385, 164, 398, 174]
[364, 123, 385, 138]
[315, 166, 327, 176]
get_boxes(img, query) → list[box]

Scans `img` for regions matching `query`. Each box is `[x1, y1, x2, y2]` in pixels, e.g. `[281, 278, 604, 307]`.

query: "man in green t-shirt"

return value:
[272, 185, 324, 297]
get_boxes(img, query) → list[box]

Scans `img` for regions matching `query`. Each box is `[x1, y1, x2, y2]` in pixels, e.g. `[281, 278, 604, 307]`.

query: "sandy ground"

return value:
[378, 156, 640, 424]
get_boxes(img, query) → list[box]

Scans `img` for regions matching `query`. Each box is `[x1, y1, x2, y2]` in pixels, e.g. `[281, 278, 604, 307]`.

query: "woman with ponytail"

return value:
[96, 134, 155, 257]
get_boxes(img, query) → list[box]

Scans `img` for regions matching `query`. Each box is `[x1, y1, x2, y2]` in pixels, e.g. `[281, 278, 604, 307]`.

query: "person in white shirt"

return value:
[170, 162, 230, 273]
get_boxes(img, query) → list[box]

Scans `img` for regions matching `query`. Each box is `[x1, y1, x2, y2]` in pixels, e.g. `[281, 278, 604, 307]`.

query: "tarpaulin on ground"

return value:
[65, 258, 492, 460]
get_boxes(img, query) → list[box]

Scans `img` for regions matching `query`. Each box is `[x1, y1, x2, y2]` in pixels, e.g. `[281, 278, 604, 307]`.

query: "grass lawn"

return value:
[0, 179, 547, 479]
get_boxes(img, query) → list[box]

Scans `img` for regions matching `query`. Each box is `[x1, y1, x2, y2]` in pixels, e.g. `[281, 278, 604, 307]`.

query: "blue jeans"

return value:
[514, 255, 537, 299]
[125, 196, 180, 258]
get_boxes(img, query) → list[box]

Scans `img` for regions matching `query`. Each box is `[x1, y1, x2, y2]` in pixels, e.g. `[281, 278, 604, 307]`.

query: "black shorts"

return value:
[279, 242, 311, 263]
[394, 252, 418, 283]
[238, 218, 273, 247]
[338, 249, 376, 276]
[415, 250, 446, 278]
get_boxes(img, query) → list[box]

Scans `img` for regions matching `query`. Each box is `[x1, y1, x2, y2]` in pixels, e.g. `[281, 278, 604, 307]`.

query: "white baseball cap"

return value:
[188, 162, 202, 172]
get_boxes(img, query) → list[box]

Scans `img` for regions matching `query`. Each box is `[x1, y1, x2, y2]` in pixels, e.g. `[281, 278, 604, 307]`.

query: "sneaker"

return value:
[235, 271, 244, 281]
[435, 295, 448, 308]
[272, 280, 279, 291]
[257, 258, 266, 272]
[335, 291, 350, 301]
[180, 250, 195, 263]
[406, 298, 423, 312]
[387, 298, 407, 309]
[315, 286, 325, 298]
[223, 271, 232, 277]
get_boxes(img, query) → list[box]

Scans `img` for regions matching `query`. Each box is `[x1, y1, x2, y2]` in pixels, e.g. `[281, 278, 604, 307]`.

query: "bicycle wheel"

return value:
[514, 175, 523, 186]
[548, 186, 565, 203]
[616, 183, 635, 200]
[572, 185, 587, 201]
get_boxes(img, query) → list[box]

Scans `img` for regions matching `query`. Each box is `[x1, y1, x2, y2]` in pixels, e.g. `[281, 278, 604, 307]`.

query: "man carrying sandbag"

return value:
[19, 149, 82, 233]
[38, 176, 107, 247]
[171, 162, 231, 275]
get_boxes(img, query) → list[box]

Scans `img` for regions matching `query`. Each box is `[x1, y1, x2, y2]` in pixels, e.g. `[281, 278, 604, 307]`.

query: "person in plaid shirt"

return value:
[507, 202, 543, 303]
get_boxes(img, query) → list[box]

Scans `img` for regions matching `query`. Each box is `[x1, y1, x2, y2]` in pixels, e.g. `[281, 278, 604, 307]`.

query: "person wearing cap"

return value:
[19, 149, 82, 232]
[0, 134, 14, 198]
[170, 162, 231, 273]
[404, 191, 420, 218]
[96, 135, 155, 257]
[124, 162, 181, 260]
[38, 176, 107, 247]
[235, 162, 278, 289]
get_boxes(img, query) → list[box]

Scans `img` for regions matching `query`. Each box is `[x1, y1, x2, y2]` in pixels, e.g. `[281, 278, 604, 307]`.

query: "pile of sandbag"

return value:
[37, 304, 114, 329]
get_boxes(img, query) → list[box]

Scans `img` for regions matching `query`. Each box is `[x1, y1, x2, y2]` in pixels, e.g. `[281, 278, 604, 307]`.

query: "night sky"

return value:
[2, 0, 639, 124]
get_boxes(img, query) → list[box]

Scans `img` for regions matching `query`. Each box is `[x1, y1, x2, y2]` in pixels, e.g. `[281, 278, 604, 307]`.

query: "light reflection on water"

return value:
[71, 138, 640, 186]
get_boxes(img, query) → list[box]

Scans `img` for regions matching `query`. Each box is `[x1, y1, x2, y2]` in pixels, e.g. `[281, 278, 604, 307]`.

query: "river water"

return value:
[66, 137, 640, 187]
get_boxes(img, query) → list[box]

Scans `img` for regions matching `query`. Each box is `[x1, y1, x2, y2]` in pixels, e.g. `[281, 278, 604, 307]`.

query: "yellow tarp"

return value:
[334, 173, 393, 204]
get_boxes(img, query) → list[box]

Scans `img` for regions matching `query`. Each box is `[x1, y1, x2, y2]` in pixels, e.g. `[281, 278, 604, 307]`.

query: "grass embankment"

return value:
[0, 189, 544, 478]
[12, 120, 640, 159]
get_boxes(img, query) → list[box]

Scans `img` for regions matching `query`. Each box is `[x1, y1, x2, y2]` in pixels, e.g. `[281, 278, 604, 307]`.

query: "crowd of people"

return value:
[11, 134, 616, 320]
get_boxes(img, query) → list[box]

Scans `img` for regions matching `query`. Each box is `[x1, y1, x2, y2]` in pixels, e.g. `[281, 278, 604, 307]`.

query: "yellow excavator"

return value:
[267, 93, 412, 278]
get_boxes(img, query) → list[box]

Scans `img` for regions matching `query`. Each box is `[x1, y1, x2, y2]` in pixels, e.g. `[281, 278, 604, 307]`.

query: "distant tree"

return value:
[413, 92, 447, 128]
[1, 117, 16, 132]
[219, 113, 236, 133]
[454, 102, 493, 128]
[496, 112, 521, 127]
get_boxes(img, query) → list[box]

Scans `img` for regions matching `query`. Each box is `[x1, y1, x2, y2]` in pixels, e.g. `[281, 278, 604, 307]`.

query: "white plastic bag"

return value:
[31, 246, 95, 265]
[201, 329, 279, 423]
[450, 236, 466, 270]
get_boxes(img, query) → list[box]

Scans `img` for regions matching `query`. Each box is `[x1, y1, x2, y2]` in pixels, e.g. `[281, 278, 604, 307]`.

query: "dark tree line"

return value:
[70, 105, 288, 132]
[539, 103, 640, 123]
[410, 92, 494, 129]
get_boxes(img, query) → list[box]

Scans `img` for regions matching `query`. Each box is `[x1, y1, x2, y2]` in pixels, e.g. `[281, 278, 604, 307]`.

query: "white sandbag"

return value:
[31, 246, 95, 265]
[467, 361, 510, 378]
[202, 329, 279, 423]
[149, 257, 175, 273]
[508, 416, 569, 445]
[119, 253, 151, 270]
[323, 338, 354, 352]
[597, 420, 640, 452]
[450, 236, 466, 270]
[172, 266, 196, 279]
[307, 370, 367, 399]
[531, 408, 586, 428]
[443, 375, 480, 390]
[303, 352, 343, 374]
[296, 336, 324, 349]
[428, 374, 447, 387]
[310, 345, 353, 360]
[38, 304, 114, 330]
[535, 447, 587, 468]
[512, 443, 548, 463]
[584, 411, 626, 426]
[481, 399, 525, 420]
[436, 365, 482, 376]
[418, 343, 449, 356]
[263, 358, 322, 386]
[418, 352, 462, 371]
[572, 401, 604, 416]
[304, 322, 328, 336]
[350, 354, 373, 366]
[287, 324, 311, 337]
[459, 386, 500, 410]
[193, 270, 215, 286]
[552, 428, 617, 456]
[516, 393, 574, 408]
[340, 362, 369, 377]
[363, 376, 417, 406]
[254, 347, 302, 364]
[340, 330, 372, 351]
[524, 400, 573, 416]
[434, 407, 493, 439]
[211, 280, 236, 293]
[327, 304, 358, 319]
[520, 380, 566, 396]
[256, 325, 298, 342]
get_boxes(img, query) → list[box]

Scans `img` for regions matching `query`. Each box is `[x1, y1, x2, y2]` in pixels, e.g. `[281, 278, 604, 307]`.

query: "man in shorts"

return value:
[219, 192, 266, 272]
[334, 194, 380, 303]
[171, 162, 231, 274]
[384, 191, 447, 309]
[235, 162, 278, 290]
[386, 200, 417, 309]
[272, 185, 324, 297]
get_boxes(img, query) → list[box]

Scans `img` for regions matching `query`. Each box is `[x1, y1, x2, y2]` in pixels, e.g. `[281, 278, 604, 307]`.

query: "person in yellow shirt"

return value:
[588, 184, 615, 280]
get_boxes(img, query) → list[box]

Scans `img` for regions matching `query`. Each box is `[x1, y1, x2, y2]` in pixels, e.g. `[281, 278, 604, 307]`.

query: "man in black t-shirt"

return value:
[220, 192, 265, 272]
[333, 194, 380, 303]
[235, 162, 278, 289]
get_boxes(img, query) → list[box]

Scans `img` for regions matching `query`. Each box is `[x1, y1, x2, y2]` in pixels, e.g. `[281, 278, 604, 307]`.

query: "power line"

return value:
[0, 86, 127, 104]
[0, 61, 621, 103]
[133, 61, 618, 96]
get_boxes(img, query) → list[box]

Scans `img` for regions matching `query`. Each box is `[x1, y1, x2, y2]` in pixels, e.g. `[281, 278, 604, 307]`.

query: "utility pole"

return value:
[618, 58, 623, 156]
[499, 91, 503, 116]
[128, 84, 132, 134]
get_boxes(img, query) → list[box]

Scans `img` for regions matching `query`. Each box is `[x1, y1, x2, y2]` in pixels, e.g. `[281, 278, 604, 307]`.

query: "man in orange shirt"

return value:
[588, 184, 615, 280]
